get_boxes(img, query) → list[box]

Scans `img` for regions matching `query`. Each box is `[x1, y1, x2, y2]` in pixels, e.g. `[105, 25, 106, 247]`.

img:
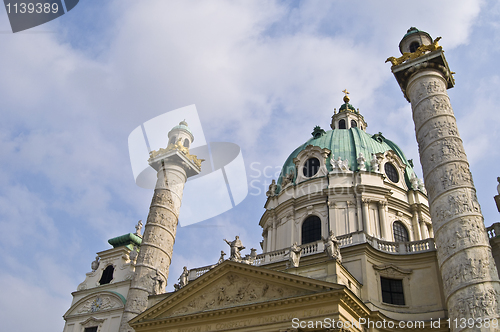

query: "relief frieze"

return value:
[416, 116, 459, 150]
[420, 138, 467, 179]
[413, 96, 454, 129]
[424, 161, 474, 199]
[441, 250, 497, 298]
[137, 247, 155, 266]
[435, 216, 489, 262]
[409, 79, 447, 107]
[448, 284, 500, 320]
[169, 273, 311, 317]
[430, 188, 481, 227]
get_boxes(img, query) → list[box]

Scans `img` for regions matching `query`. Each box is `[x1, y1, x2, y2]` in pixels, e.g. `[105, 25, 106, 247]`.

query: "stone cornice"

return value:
[129, 260, 347, 326]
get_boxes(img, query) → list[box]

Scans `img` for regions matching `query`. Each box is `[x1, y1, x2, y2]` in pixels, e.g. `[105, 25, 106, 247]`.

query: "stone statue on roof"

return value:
[178, 266, 189, 288]
[91, 256, 100, 272]
[266, 180, 277, 197]
[224, 236, 245, 262]
[135, 220, 143, 237]
[287, 242, 302, 268]
[323, 230, 341, 262]
[370, 153, 379, 172]
[357, 153, 366, 171]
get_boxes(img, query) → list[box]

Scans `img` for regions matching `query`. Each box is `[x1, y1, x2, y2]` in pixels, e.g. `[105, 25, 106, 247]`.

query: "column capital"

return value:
[389, 50, 454, 102]
[377, 200, 387, 207]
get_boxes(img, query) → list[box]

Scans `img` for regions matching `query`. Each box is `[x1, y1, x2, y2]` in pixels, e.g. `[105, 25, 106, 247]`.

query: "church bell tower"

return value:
[119, 121, 203, 332]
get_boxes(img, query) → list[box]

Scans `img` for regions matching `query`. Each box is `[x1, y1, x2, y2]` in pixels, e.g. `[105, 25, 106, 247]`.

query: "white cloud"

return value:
[0, 1, 497, 331]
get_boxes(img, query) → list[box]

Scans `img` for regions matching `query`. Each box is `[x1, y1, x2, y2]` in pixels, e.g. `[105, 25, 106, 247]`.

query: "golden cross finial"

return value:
[342, 89, 350, 103]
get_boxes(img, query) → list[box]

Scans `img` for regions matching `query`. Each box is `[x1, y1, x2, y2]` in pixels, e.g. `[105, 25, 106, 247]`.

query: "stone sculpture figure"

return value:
[336, 156, 343, 170]
[129, 246, 138, 262]
[417, 178, 427, 194]
[497, 177, 500, 195]
[217, 251, 226, 265]
[336, 157, 349, 171]
[287, 242, 302, 268]
[410, 173, 419, 190]
[135, 220, 143, 237]
[370, 153, 379, 172]
[329, 155, 336, 170]
[242, 248, 258, 265]
[224, 236, 245, 261]
[266, 180, 277, 197]
[323, 230, 341, 262]
[91, 256, 100, 272]
[357, 152, 366, 171]
[178, 266, 189, 288]
[281, 171, 294, 187]
[151, 270, 164, 295]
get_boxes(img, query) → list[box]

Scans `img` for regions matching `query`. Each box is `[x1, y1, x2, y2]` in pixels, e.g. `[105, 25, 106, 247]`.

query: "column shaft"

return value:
[406, 69, 500, 329]
[119, 163, 187, 332]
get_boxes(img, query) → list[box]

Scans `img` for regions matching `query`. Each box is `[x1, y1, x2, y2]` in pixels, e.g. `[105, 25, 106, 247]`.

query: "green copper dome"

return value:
[169, 120, 194, 142]
[275, 127, 417, 193]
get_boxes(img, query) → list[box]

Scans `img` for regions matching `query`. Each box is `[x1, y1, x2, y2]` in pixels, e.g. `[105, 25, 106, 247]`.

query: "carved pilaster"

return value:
[377, 200, 388, 240]
[361, 199, 371, 236]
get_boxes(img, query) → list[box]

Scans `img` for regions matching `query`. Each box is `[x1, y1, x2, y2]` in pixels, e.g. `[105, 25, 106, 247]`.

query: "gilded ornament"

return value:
[148, 138, 204, 168]
[386, 37, 442, 66]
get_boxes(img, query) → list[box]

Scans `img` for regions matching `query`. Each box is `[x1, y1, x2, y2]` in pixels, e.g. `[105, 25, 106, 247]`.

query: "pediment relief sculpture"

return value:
[162, 273, 316, 318]
[65, 292, 125, 317]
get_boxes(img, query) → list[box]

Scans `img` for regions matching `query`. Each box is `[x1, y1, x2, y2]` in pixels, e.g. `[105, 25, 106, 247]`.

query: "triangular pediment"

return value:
[131, 260, 342, 325]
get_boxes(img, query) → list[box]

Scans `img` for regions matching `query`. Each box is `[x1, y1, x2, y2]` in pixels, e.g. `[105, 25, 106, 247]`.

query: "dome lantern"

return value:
[167, 120, 194, 149]
[330, 90, 367, 131]
[399, 27, 433, 55]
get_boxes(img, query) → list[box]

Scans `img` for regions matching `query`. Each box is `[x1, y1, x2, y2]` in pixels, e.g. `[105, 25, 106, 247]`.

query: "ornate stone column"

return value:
[119, 124, 202, 332]
[389, 28, 500, 330]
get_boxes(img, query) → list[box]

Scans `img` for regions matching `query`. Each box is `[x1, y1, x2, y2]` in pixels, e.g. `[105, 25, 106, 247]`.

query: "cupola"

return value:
[330, 90, 367, 131]
[167, 120, 194, 149]
[399, 27, 433, 54]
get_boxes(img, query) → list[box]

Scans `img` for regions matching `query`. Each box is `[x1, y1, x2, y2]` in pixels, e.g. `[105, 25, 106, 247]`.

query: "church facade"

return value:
[62, 28, 500, 332]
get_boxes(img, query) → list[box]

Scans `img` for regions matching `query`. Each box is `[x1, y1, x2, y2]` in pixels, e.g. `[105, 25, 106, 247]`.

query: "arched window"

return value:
[168, 136, 176, 145]
[393, 221, 409, 242]
[99, 265, 114, 285]
[183, 138, 190, 148]
[409, 41, 420, 53]
[303, 158, 320, 177]
[351, 120, 357, 128]
[302, 216, 322, 244]
[339, 119, 346, 129]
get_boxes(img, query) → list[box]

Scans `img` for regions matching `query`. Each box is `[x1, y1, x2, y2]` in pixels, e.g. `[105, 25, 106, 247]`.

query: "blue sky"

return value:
[1, 1, 499, 331]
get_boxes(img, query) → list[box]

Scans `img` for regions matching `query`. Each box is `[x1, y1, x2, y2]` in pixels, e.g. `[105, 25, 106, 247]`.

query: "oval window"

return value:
[384, 163, 399, 183]
[303, 158, 320, 177]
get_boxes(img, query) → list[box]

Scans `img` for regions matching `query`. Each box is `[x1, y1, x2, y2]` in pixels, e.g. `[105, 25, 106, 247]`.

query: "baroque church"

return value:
[62, 28, 500, 332]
